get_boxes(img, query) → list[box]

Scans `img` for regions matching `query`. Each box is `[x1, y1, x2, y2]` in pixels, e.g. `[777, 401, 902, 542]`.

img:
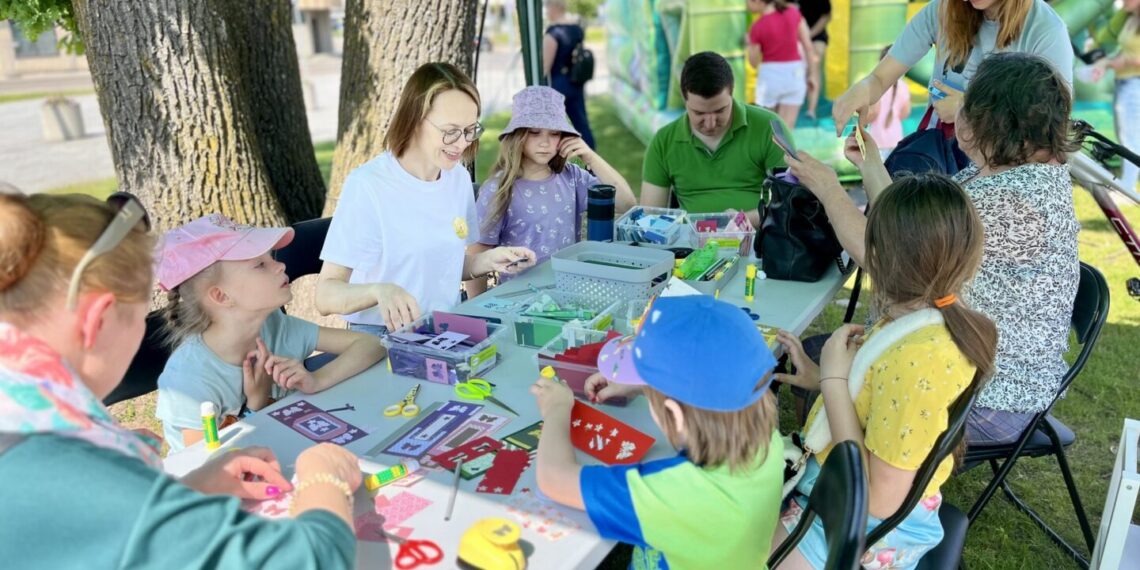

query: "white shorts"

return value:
[754, 61, 807, 107]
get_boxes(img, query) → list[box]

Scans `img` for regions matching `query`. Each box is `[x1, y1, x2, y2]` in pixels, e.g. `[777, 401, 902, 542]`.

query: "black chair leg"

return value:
[968, 457, 1016, 522]
[1048, 433, 1096, 553]
[997, 479, 1090, 569]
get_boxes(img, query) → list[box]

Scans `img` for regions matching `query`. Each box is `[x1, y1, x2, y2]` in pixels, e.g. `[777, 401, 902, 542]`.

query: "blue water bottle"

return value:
[587, 184, 616, 241]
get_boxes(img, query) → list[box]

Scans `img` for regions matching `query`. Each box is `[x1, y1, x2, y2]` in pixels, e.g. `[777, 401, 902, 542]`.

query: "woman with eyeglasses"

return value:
[316, 62, 537, 334]
[0, 192, 360, 568]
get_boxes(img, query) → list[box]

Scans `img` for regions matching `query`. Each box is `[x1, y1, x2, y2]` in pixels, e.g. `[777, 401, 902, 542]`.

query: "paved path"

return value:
[0, 42, 610, 194]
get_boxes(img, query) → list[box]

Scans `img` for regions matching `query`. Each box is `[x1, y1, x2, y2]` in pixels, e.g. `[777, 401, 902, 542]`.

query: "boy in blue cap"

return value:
[529, 295, 784, 570]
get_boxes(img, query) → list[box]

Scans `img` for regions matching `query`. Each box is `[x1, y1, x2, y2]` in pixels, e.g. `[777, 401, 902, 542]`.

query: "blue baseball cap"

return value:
[596, 296, 777, 412]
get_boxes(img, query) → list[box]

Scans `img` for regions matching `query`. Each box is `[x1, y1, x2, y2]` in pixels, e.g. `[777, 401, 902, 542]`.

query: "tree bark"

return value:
[72, 0, 287, 231]
[221, 0, 327, 223]
[326, 0, 479, 215]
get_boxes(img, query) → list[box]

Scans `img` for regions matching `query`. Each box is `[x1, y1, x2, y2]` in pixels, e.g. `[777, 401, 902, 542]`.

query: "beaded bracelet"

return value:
[289, 473, 353, 516]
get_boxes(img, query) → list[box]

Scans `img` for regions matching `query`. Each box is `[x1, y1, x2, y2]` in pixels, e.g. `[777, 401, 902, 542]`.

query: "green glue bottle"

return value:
[201, 402, 220, 451]
[744, 264, 757, 302]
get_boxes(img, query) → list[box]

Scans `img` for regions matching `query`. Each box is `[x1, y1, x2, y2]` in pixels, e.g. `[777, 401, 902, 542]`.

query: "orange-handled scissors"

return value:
[384, 384, 421, 417]
[454, 379, 518, 416]
[377, 529, 443, 569]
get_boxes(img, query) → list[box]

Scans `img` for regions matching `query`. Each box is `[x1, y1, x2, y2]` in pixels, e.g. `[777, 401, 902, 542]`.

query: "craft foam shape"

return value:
[432, 311, 489, 343]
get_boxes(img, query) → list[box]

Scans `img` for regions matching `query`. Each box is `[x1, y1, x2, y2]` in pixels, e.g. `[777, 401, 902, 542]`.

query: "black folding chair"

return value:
[769, 440, 868, 570]
[273, 217, 331, 281]
[961, 262, 1110, 568]
[102, 311, 171, 406]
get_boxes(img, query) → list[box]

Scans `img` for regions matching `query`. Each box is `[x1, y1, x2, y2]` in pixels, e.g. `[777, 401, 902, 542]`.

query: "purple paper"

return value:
[268, 400, 367, 445]
[380, 400, 485, 458]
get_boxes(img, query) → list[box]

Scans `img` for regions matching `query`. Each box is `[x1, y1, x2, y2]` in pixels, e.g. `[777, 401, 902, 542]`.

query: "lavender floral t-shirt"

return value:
[476, 164, 598, 265]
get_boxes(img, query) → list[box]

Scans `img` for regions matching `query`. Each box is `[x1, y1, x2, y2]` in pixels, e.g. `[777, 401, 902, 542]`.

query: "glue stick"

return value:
[201, 402, 220, 451]
[362, 459, 420, 492]
[744, 264, 757, 302]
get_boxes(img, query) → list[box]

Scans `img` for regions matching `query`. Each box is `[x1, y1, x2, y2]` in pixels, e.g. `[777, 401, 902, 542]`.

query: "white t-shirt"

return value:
[156, 310, 319, 454]
[321, 151, 478, 325]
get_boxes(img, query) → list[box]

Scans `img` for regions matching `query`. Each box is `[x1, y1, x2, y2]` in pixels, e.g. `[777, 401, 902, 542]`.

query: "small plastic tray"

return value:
[615, 206, 688, 245]
[513, 291, 619, 348]
[382, 313, 507, 385]
[551, 241, 673, 300]
[535, 329, 629, 406]
[687, 212, 756, 256]
[684, 253, 744, 295]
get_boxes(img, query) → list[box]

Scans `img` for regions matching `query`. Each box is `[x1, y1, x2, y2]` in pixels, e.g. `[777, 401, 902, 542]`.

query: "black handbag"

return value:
[755, 169, 849, 282]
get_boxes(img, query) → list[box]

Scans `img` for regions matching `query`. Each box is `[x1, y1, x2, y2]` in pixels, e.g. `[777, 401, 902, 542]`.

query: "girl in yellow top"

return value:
[775, 174, 997, 569]
[1108, 0, 1140, 191]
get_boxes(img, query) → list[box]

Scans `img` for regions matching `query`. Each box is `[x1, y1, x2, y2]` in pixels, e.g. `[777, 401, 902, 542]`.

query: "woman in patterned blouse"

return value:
[785, 51, 1080, 445]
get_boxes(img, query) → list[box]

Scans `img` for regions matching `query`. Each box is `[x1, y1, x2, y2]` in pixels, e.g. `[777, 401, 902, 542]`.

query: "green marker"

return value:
[201, 402, 220, 451]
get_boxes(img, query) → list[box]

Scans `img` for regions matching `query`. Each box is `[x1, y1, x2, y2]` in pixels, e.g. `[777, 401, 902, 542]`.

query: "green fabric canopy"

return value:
[516, 0, 545, 86]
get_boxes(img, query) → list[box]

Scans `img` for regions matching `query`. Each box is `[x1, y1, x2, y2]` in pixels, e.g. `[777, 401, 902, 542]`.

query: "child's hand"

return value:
[484, 246, 537, 274]
[774, 330, 821, 391]
[584, 372, 640, 404]
[263, 355, 318, 393]
[242, 338, 274, 410]
[820, 324, 864, 381]
[558, 136, 594, 164]
[530, 373, 574, 419]
[373, 283, 420, 331]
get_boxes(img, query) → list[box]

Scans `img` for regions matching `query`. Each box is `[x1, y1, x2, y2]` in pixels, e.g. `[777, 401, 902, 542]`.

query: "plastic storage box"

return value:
[535, 329, 629, 406]
[383, 313, 507, 384]
[615, 206, 687, 245]
[687, 212, 756, 256]
[551, 241, 674, 299]
[513, 291, 620, 348]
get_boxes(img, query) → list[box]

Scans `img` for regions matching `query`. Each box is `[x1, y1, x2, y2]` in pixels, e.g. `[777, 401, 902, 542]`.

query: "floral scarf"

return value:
[0, 322, 162, 467]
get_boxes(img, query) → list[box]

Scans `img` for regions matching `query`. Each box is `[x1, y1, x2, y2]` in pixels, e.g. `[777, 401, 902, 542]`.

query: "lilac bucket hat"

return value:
[499, 86, 581, 140]
[155, 213, 294, 291]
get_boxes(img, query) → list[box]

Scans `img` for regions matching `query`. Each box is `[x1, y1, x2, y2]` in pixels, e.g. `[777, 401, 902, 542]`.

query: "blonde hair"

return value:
[644, 384, 777, 472]
[939, 0, 1032, 72]
[0, 193, 153, 322]
[158, 264, 222, 349]
[384, 62, 482, 163]
[480, 130, 568, 235]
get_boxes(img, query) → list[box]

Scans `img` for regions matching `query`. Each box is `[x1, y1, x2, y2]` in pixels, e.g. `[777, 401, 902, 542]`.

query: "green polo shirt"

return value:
[642, 100, 789, 213]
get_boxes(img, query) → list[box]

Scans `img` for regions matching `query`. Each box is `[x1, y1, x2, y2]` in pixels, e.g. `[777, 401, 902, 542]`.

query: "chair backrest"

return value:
[1055, 262, 1110, 398]
[102, 311, 171, 407]
[273, 217, 331, 281]
[769, 440, 868, 570]
[865, 382, 979, 547]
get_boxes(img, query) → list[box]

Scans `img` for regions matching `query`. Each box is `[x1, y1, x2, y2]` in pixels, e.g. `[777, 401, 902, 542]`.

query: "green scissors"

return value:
[454, 378, 519, 416]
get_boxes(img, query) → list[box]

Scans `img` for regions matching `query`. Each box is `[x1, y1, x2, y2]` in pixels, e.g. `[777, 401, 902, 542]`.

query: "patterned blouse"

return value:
[954, 163, 1080, 413]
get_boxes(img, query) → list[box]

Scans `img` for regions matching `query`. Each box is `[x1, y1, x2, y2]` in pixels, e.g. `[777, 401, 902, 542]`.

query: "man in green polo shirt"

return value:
[641, 51, 790, 227]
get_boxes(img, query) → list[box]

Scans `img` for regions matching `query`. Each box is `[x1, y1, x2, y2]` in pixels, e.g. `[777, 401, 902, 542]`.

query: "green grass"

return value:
[85, 96, 1138, 569]
[0, 88, 94, 105]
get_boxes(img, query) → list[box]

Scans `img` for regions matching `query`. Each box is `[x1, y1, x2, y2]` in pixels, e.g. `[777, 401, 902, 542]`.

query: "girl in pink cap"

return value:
[470, 86, 634, 293]
[154, 214, 385, 453]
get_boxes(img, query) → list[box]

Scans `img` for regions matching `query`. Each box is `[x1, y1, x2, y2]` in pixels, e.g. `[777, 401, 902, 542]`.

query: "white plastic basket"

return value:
[551, 242, 674, 299]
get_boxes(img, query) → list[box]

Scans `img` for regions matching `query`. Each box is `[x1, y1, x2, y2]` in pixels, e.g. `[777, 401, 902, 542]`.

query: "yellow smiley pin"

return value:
[453, 217, 469, 239]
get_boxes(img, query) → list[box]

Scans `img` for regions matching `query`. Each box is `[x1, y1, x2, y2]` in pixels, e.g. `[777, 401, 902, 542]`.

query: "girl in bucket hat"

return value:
[154, 214, 385, 454]
[471, 86, 635, 290]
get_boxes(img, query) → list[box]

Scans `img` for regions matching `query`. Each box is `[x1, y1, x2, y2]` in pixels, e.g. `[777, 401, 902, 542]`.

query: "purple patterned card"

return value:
[267, 399, 366, 445]
[380, 400, 484, 458]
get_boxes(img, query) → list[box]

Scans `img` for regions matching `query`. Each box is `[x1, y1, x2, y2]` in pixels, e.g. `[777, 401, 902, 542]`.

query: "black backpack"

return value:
[568, 44, 594, 85]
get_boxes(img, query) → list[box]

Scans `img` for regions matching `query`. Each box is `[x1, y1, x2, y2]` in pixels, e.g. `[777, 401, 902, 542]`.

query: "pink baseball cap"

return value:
[155, 213, 294, 291]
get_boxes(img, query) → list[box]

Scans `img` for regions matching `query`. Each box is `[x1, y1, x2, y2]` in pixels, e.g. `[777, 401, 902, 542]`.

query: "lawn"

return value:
[94, 95, 1137, 569]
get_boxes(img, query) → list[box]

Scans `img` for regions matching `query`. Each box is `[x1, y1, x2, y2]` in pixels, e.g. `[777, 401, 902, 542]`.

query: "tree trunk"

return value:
[221, 0, 327, 223]
[72, 0, 287, 231]
[325, 0, 479, 215]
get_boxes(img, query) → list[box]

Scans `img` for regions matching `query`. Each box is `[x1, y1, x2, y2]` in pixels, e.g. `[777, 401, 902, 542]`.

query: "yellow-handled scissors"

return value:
[385, 384, 421, 417]
[454, 379, 518, 416]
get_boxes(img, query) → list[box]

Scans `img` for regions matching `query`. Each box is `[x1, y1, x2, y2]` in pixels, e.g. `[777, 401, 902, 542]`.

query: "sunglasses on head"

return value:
[66, 192, 152, 310]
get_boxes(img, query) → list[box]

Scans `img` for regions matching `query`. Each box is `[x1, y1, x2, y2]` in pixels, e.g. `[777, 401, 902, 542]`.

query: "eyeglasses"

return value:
[424, 118, 484, 145]
[66, 192, 152, 310]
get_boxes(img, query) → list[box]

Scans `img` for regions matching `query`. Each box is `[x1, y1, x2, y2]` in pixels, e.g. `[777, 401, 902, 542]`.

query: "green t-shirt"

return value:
[642, 100, 790, 213]
[580, 431, 785, 570]
[0, 434, 355, 569]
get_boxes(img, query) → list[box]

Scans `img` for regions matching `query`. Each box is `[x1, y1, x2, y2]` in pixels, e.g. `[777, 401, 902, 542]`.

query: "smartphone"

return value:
[929, 78, 964, 101]
[771, 120, 798, 161]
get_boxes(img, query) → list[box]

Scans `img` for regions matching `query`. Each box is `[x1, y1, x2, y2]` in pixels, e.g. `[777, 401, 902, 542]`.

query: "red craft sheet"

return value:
[430, 436, 503, 472]
[477, 449, 531, 495]
[569, 401, 655, 464]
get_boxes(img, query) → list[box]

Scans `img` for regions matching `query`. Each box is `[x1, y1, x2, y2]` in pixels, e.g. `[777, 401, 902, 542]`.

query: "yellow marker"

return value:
[201, 402, 220, 451]
[744, 264, 757, 302]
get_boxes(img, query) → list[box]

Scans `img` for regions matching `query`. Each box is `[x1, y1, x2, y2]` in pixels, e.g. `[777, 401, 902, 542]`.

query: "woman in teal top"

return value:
[0, 192, 362, 568]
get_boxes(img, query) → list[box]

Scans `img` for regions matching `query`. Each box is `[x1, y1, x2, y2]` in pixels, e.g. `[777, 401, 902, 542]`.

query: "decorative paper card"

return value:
[267, 399, 366, 445]
[425, 331, 470, 350]
[431, 436, 504, 472]
[422, 411, 511, 466]
[379, 400, 484, 458]
[432, 311, 489, 342]
[506, 488, 581, 542]
[501, 420, 544, 452]
[477, 449, 530, 495]
[569, 401, 655, 465]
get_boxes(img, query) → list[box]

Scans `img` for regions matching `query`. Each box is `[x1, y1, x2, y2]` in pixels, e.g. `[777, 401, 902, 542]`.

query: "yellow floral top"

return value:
[806, 323, 976, 499]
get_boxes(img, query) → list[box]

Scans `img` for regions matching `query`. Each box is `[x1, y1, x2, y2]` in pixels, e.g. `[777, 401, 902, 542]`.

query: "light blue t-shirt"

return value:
[890, 0, 1073, 121]
[156, 310, 318, 453]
